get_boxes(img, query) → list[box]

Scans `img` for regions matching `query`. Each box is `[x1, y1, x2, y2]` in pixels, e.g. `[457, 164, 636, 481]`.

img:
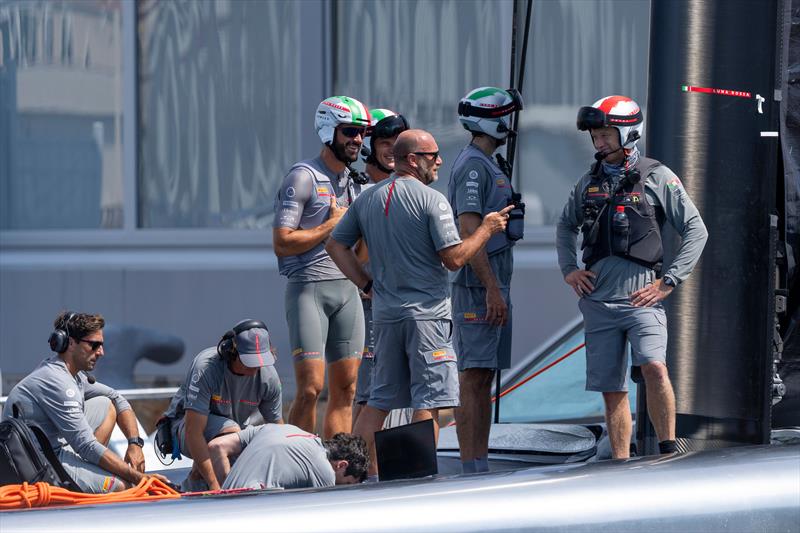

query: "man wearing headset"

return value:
[162, 319, 283, 491]
[1, 311, 169, 493]
[556, 96, 707, 459]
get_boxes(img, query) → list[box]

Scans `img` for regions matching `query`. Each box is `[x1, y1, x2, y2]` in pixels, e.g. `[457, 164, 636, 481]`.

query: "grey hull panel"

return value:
[3, 445, 799, 532]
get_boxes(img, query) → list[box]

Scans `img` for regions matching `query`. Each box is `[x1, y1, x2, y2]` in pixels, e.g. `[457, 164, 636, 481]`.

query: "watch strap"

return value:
[128, 436, 145, 447]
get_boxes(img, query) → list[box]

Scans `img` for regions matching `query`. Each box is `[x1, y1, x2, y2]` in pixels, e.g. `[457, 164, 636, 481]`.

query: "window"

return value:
[334, 0, 511, 195]
[0, 0, 124, 229]
[137, 0, 303, 228]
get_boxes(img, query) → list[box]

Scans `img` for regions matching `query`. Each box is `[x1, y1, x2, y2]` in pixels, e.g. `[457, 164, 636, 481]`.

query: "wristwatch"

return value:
[662, 275, 677, 288]
[128, 436, 145, 448]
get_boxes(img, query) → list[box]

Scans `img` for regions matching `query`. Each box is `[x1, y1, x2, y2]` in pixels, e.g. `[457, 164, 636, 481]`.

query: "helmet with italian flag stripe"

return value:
[315, 96, 371, 145]
[458, 86, 523, 140]
[576, 95, 643, 150]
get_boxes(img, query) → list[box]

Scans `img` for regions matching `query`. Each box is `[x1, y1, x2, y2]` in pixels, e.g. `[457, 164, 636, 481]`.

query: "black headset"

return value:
[217, 319, 269, 362]
[48, 311, 77, 354]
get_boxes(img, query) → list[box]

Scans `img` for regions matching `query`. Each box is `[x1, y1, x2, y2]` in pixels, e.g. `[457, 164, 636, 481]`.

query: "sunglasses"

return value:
[339, 126, 366, 138]
[413, 151, 440, 160]
[78, 338, 104, 351]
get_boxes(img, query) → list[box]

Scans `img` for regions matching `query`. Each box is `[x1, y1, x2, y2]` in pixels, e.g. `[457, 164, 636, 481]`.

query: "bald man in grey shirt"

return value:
[327, 129, 513, 478]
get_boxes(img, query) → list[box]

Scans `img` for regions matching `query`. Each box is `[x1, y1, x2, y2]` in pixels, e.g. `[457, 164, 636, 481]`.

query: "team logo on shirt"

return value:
[496, 178, 509, 188]
[286, 187, 296, 198]
[469, 170, 479, 179]
[667, 177, 682, 190]
[317, 187, 332, 197]
[588, 186, 599, 193]
[438, 202, 449, 211]
[65, 388, 76, 398]
[191, 372, 201, 384]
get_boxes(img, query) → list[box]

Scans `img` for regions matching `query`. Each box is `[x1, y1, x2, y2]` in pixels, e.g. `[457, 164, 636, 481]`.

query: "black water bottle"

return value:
[612, 205, 629, 253]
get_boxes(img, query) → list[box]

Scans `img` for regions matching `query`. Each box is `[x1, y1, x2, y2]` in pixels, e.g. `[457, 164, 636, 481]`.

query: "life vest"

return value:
[580, 157, 664, 271]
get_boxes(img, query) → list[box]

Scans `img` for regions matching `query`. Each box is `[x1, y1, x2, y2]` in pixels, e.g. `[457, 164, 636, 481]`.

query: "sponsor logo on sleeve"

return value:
[65, 388, 76, 398]
[439, 214, 453, 221]
[282, 201, 299, 208]
[191, 372, 201, 384]
[666, 177, 683, 190]
[466, 181, 479, 187]
[430, 349, 457, 362]
[469, 170, 479, 179]
[188, 384, 200, 393]
[63, 400, 80, 407]
[438, 202, 449, 211]
[466, 188, 478, 195]
[286, 186, 296, 198]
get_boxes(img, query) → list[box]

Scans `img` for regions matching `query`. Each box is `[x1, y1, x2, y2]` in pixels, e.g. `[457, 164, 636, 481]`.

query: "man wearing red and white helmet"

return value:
[556, 95, 708, 459]
[273, 96, 371, 438]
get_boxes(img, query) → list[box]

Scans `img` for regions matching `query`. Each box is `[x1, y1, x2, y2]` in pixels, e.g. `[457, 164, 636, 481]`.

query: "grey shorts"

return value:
[355, 299, 375, 404]
[452, 284, 513, 371]
[285, 279, 365, 364]
[368, 319, 460, 411]
[173, 412, 240, 458]
[58, 396, 120, 493]
[579, 298, 668, 392]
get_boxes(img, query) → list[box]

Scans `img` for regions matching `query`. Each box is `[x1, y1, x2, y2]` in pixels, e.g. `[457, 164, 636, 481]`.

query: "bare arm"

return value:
[184, 410, 221, 491]
[326, 238, 371, 293]
[116, 408, 145, 473]
[208, 432, 244, 484]
[439, 205, 513, 271]
[458, 213, 508, 326]
[273, 198, 346, 257]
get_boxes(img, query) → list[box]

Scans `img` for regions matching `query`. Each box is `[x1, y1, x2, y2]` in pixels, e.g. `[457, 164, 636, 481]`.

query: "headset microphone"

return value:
[85, 373, 96, 384]
[594, 146, 623, 161]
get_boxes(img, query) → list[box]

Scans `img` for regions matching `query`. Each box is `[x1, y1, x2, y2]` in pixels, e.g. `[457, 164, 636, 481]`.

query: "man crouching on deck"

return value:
[1, 311, 169, 492]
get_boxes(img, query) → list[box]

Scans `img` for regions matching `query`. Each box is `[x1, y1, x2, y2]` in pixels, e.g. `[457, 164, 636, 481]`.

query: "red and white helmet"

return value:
[576, 95, 643, 149]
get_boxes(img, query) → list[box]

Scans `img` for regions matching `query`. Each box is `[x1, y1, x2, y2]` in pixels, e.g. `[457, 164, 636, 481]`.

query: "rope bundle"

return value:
[0, 477, 180, 510]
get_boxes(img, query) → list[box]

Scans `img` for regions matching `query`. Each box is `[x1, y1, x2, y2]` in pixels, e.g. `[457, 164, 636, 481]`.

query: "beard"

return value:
[331, 137, 359, 164]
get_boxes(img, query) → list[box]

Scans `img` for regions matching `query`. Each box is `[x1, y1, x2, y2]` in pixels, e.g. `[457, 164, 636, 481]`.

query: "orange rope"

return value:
[0, 477, 180, 510]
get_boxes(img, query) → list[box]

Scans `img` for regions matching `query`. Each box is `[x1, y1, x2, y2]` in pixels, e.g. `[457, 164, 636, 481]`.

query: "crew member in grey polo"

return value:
[220, 424, 368, 490]
[273, 96, 370, 438]
[557, 95, 707, 459]
[2, 311, 166, 492]
[448, 86, 524, 474]
[327, 129, 513, 477]
[164, 319, 282, 491]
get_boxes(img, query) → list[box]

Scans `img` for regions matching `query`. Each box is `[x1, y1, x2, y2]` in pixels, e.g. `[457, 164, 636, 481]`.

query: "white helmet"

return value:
[576, 95, 643, 149]
[315, 96, 371, 145]
[458, 87, 523, 140]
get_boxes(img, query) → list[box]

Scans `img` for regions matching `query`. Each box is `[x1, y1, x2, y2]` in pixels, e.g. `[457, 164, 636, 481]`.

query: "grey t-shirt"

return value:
[164, 347, 282, 426]
[556, 162, 708, 302]
[448, 147, 513, 288]
[1, 356, 132, 465]
[273, 156, 362, 282]
[331, 175, 463, 323]
[221, 424, 335, 490]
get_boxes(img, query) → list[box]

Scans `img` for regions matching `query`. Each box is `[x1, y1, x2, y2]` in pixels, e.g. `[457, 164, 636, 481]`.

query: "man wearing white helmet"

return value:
[448, 86, 524, 473]
[273, 96, 370, 438]
[352, 109, 411, 428]
[556, 95, 708, 459]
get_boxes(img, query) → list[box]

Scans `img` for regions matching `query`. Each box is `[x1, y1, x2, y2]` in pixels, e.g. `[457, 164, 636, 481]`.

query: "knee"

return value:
[295, 385, 323, 403]
[641, 362, 669, 384]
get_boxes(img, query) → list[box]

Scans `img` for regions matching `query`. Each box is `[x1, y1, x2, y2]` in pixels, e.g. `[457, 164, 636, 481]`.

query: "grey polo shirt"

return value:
[331, 175, 462, 323]
[164, 347, 282, 426]
[1, 356, 131, 465]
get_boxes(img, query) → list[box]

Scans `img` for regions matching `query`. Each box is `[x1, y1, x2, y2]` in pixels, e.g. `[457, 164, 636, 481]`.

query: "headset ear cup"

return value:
[48, 330, 69, 353]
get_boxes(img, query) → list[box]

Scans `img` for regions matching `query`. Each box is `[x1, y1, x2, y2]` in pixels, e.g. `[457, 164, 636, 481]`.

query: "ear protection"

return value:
[217, 319, 269, 362]
[49, 312, 77, 354]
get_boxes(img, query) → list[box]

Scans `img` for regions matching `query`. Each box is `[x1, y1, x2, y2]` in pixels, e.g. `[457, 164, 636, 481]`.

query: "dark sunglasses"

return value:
[78, 338, 104, 351]
[413, 151, 440, 160]
[372, 114, 409, 140]
[339, 126, 366, 138]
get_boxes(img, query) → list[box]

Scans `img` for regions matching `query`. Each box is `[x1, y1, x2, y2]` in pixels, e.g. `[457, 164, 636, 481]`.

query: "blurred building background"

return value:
[0, 0, 650, 397]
